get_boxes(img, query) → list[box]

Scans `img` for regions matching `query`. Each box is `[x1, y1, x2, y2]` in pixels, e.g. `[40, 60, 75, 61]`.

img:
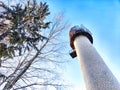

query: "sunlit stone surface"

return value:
[74, 36, 120, 90]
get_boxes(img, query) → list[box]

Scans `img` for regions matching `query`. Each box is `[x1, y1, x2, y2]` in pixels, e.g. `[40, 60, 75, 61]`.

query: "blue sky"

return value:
[44, 0, 120, 90]
[1, 0, 119, 90]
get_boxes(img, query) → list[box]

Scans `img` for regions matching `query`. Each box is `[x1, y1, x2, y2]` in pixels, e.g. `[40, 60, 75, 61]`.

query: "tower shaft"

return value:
[74, 35, 120, 90]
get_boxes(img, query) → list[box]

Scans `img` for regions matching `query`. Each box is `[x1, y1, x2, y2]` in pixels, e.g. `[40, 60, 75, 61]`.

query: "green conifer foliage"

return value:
[0, 0, 50, 58]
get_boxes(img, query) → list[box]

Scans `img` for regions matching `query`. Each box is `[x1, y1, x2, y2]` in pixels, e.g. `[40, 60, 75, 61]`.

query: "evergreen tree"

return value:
[0, 0, 69, 90]
[0, 0, 50, 59]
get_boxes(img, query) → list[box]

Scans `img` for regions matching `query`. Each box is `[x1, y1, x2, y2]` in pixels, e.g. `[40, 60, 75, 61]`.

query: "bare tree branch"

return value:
[0, 0, 70, 90]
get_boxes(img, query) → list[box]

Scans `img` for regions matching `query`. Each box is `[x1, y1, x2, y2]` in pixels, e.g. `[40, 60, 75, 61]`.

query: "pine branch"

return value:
[0, 0, 50, 59]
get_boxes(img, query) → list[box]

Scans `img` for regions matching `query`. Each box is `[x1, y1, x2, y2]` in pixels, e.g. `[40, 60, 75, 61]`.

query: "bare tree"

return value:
[0, 0, 69, 90]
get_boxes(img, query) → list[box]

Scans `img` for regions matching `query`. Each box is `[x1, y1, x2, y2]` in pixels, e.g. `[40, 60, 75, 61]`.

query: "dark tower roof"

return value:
[69, 25, 93, 58]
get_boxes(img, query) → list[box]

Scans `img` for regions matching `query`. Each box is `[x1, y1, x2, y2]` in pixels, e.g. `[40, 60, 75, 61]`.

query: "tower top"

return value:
[69, 25, 93, 49]
[69, 25, 93, 58]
